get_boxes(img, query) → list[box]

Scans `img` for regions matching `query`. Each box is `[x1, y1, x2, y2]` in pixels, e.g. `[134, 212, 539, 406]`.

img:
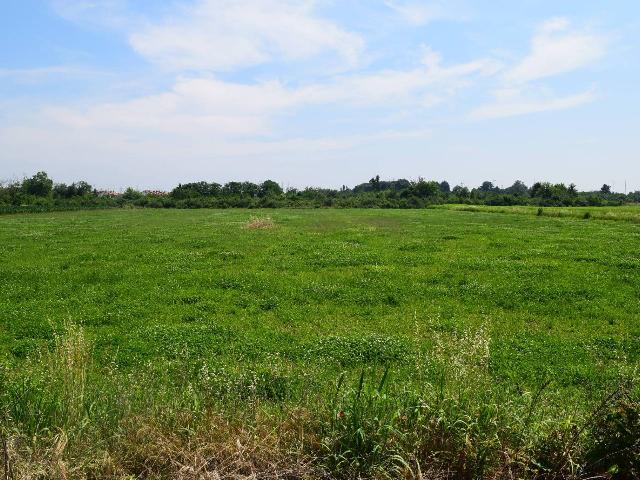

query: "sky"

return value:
[0, 0, 639, 191]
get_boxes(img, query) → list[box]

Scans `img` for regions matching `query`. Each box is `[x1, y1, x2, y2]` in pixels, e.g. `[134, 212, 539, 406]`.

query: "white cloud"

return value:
[470, 18, 606, 120]
[470, 87, 596, 120]
[504, 17, 607, 84]
[42, 77, 299, 137]
[383, 1, 448, 26]
[128, 0, 364, 71]
[298, 48, 500, 106]
[31, 46, 494, 140]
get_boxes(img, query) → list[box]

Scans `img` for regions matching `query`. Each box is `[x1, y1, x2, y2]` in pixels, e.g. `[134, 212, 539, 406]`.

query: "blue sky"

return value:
[1, 0, 638, 191]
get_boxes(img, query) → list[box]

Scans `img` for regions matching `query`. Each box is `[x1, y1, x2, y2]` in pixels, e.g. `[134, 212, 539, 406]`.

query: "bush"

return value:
[122, 187, 143, 201]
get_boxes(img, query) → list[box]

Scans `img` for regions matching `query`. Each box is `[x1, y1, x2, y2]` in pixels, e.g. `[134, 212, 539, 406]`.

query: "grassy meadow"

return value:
[0, 207, 639, 478]
[437, 204, 640, 222]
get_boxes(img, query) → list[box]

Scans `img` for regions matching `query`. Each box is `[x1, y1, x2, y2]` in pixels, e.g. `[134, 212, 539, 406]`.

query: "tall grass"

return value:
[2, 324, 90, 438]
[0, 325, 638, 479]
[440, 204, 640, 223]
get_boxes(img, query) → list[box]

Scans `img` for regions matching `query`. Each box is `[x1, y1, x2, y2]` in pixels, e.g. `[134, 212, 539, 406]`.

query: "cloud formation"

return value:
[470, 87, 596, 120]
[383, 1, 450, 26]
[129, 0, 364, 71]
[26, 48, 495, 144]
[504, 18, 607, 84]
[471, 18, 606, 119]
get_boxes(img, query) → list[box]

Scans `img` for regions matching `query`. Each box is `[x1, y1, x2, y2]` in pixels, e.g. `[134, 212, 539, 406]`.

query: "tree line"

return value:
[1, 171, 638, 213]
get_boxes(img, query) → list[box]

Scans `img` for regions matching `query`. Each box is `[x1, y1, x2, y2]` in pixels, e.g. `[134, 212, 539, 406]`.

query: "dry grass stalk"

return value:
[4, 413, 319, 479]
[245, 217, 275, 229]
[113, 409, 319, 479]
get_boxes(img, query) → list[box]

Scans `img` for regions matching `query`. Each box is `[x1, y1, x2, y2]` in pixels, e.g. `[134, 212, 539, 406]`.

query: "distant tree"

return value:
[6, 171, 626, 210]
[530, 182, 553, 198]
[260, 180, 283, 197]
[54, 182, 91, 199]
[412, 180, 440, 198]
[73, 181, 93, 196]
[550, 183, 570, 202]
[554, 183, 568, 193]
[352, 182, 371, 193]
[53, 183, 69, 198]
[479, 181, 495, 192]
[452, 185, 470, 198]
[0, 180, 21, 205]
[22, 171, 53, 197]
[393, 179, 411, 191]
[369, 175, 381, 191]
[505, 180, 528, 196]
[241, 181, 259, 198]
[223, 182, 243, 196]
[123, 187, 142, 200]
[171, 181, 220, 199]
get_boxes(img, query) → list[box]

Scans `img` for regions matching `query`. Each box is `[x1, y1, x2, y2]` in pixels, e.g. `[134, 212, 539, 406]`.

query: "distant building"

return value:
[96, 190, 120, 198]
[143, 190, 169, 197]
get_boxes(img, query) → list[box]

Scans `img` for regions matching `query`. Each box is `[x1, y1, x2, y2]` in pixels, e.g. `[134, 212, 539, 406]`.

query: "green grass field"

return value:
[1, 207, 639, 478]
[437, 204, 640, 223]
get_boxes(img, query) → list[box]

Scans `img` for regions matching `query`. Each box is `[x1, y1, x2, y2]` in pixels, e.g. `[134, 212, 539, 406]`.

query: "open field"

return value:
[1, 207, 639, 478]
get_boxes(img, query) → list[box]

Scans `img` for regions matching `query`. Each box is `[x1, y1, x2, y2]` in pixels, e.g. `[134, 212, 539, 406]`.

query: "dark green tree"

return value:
[452, 185, 470, 198]
[122, 187, 142, 200]
[22, 171, 53, 197]
[412, 180, 440, 198]
[241, 182, 260, 198]
[479, 181, 495, 192]
[223, 182, 243, 196]
[259, 180, 283, 197]
[505, 180, 528, 196]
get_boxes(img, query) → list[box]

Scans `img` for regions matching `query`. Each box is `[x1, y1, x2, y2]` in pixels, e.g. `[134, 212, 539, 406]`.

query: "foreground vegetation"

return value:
[2, 171, 638, 215]
[1, 208, 639, 478]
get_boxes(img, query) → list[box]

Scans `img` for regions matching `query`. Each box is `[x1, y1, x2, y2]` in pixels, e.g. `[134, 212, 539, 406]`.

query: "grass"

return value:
[438, 203, 640, 223]
[0, 207, 639, 478]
